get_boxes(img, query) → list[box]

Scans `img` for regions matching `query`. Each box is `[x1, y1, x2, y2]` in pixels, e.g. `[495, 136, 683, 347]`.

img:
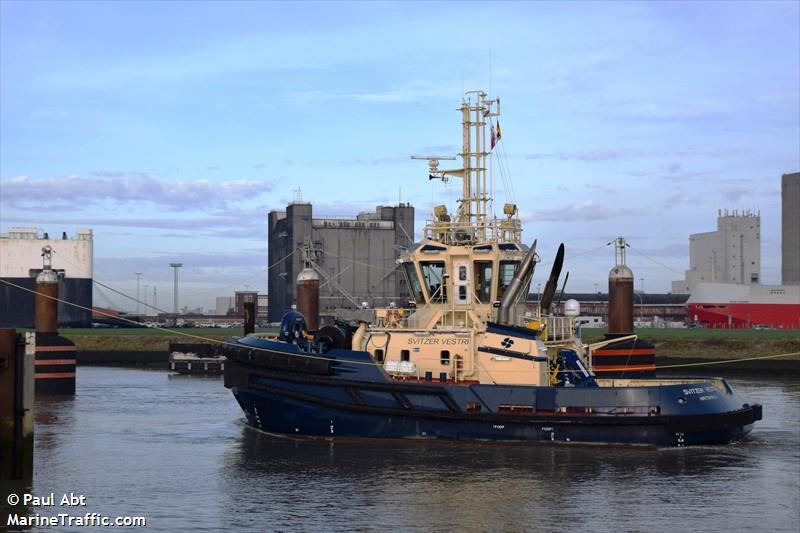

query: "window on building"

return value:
[374, 349, 384, 362]
[440, 350, 450, 365]
[474, 261, 493, 302]
[401, 350, 410, 362]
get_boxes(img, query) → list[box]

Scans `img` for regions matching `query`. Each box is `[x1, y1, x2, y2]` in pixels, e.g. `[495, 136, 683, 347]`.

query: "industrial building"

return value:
[267, 202, 414, 321]
[536, 293, 690, 327]
[0, 227, 93, 327]
[672, 210, 761, 294]
[783, 172, 800, 285]
[215, 293, 267, 320]
[234, 291, 258, 316]
[257, 294, 268, 320]
[215, 296, 235, 315]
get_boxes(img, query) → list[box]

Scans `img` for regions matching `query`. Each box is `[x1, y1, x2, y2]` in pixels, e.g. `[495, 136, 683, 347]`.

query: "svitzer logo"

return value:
[501, 337, 514, 349]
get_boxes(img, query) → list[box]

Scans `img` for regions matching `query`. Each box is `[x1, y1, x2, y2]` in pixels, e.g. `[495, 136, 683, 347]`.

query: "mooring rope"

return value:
[0, 278, 379, 367]
[1, 277, 798, 372]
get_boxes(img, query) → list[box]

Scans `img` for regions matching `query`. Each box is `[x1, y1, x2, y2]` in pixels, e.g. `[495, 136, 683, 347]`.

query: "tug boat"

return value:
[224, 91, 761, 446]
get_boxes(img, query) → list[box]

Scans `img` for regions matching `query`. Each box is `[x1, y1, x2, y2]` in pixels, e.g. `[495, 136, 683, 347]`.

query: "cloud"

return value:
[416, 145, 459, 155]
[520, 148, 754, 162]
[344, 145, 459, 167]
[343, 156, 412, 166]
[95, 249, 265, 277]
[659, 170, 719, 182]
[662, 190, 687, 207]
[1, 173, 273, 210]
[628, 242, 689, 258]
[0, 202, 274, 240]
[292, 80, 459, 104]
[522, 199, 644, 222]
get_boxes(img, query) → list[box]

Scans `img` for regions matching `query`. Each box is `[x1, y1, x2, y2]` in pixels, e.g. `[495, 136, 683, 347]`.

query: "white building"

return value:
[672, 210, 760, 294]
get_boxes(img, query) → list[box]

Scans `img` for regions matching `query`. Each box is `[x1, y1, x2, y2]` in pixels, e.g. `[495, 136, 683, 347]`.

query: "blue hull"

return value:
[232, 388, 754, 447]
[223, 337, 761, 447]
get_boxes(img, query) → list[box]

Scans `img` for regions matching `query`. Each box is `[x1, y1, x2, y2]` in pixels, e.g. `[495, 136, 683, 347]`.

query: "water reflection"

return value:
[8, 367, 797, 533]
[218, 424, 766, 532]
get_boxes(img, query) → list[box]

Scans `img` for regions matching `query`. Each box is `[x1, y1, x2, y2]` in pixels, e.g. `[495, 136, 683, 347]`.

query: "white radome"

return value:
[564, 299, 580, 317]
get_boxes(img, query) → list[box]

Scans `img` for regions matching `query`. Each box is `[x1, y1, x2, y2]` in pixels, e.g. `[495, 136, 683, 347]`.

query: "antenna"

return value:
[134, 272, 142, 314]
[607, 237, 630, 266]
[410, 156, 457, 180]
[41, 245, 53, 270]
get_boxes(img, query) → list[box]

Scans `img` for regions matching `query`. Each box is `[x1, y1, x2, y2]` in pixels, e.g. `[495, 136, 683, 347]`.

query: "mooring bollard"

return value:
[243, 301, 256, 336]
[34, 245, 77, 395]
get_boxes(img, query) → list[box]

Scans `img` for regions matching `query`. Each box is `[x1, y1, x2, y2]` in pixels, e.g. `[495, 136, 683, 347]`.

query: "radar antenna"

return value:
[410, 155, 457, 181]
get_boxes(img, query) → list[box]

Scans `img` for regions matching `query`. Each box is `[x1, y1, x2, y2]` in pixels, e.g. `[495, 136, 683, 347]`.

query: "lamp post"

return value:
[169, 263, 183, 314]
[144, 285, 149, 316]
[639, 278, 645, 323]
[135, 273, 142, 314]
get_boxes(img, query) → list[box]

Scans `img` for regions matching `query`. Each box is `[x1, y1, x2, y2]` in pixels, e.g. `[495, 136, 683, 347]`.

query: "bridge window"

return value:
[401, 262, 425, 304]
[474, 261, 493, 302]
[497, 261, 520, 300]
[420, 261, 447, 302]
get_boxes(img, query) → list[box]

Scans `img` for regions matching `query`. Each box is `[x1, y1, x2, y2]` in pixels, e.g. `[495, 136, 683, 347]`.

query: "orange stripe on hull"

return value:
[34, 359, 76, 366]
[35, 372, 76, 379]
[36, 345, 76, 352]
[593, 349, 655, 356]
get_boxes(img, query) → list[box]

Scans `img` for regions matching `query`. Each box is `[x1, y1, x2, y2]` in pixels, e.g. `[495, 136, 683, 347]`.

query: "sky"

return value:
[1, 0, 798, 313]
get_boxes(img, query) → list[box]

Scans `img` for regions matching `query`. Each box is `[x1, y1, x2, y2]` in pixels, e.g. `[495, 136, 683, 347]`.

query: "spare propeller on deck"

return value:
[539, 243, 565, 314]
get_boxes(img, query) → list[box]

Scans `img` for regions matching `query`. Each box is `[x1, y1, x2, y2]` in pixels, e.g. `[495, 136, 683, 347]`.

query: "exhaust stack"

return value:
[496, 240, 538, 325]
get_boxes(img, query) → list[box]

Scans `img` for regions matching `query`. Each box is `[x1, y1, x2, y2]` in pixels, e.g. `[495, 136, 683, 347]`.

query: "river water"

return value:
[2, 366, 798, 532]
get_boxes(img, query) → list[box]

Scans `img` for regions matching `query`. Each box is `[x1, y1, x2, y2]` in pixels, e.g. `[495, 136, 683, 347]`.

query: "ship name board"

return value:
[407, 337, 470, 346]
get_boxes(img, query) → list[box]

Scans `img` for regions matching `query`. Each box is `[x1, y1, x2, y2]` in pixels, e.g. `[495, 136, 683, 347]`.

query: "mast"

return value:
[458, 90, 498, 239]
[414, 90, 513, 245]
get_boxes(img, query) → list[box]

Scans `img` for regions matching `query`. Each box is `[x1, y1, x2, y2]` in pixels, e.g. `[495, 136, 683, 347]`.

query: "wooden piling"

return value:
[0, 329, 34, 480]
[244, 301, 255, 336]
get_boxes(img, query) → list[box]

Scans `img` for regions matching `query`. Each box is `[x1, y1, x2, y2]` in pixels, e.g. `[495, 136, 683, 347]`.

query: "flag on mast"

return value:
[496, 120, 502, 141]
[490, 121, 497, 150]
